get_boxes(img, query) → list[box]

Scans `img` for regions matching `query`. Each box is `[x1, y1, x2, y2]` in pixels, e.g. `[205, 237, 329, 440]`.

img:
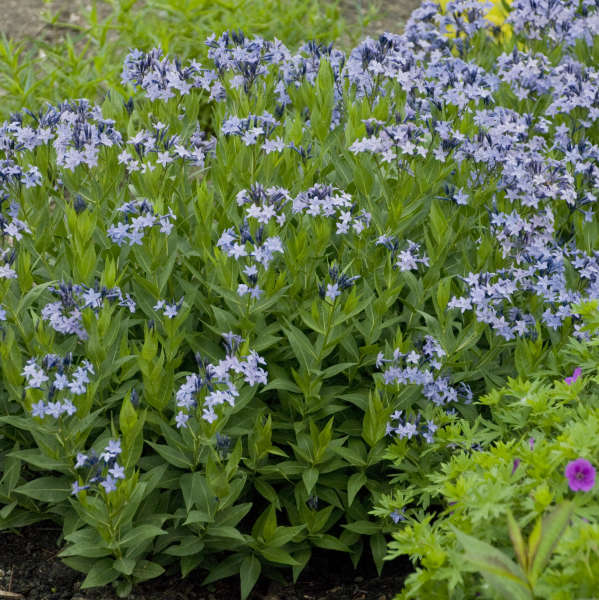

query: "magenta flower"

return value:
[564, 367, 582, 385]
[565, 458, 596, 492]
[511, 458, 521, 475]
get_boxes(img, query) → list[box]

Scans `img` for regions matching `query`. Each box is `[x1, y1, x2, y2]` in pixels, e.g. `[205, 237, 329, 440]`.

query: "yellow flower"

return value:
[438, 0, 513, 41]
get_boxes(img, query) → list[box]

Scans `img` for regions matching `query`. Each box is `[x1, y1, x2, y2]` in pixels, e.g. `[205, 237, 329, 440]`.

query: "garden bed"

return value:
[0, 522, 411, 600]
[1, 0, 598, 599]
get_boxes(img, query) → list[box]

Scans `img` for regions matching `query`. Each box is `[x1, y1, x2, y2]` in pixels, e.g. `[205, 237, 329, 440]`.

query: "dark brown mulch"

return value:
[0, 522, 413, 600]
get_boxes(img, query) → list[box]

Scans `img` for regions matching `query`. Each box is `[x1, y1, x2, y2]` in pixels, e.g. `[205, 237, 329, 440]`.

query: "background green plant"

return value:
[379, 301, 599, 599]
[0, 0, 356, 123]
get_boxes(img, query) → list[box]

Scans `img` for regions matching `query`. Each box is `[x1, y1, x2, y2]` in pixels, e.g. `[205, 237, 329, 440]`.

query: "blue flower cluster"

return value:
[446, 205, 591, 341]
[0, 245, 17, 281]
[120, 47, 222, 102]
[72, 438, 125, 495]
[109, 1, 599, 350]
[0, 0, 597, 455]
[0, 99, 215, 192]
[507, 0, 598, 47]
[317, 263, 361, 302]
[116, 119, 215, 174]
[47, 99, 122, 171]
[221, 111, 282, 148]
[154, 297, 185, 319]
[22, 352, 95, 419]
[0, 198, 31, 257]
[174, 331, 268, 426]
[107, 198, 177, 247]
[387, 410, 439, 444]
[375, 235, 429, 272]
[217, 220, 284, 300]
[378, 335, 473, 443]
[292, 184, 371, 235]
[121, 32, 345, 133]
[389, 507, 407, 523]
[41, 281, 136, 341]
[217, 182, 370, 299]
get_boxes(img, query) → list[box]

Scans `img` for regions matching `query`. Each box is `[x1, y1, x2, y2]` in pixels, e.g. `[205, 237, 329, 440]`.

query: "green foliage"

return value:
[0, 1, 598, 599]
[450, 501, 574, 599]
[382, 305, 599, 599]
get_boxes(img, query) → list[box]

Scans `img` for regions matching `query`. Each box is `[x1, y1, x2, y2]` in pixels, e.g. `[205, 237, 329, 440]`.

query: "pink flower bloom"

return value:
[564, 367, 582, 385]
[565, 458, 596, 492]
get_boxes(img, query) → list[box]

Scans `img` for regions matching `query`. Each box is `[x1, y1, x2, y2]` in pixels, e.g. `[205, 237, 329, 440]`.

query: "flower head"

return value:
[511, 458, 521, 475]
[100, 474, 118, 493]
[564, 367, 582, 385]
[390, 508, 406, 523]
[565, 458, 596, 492]
[71, 481, 90, 495]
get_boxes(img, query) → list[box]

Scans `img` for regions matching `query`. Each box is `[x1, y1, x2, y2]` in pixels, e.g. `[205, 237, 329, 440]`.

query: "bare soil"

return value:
[0, 0, 112, 47]
[336, 0, 423, 51]
[0, 521, 413, 600]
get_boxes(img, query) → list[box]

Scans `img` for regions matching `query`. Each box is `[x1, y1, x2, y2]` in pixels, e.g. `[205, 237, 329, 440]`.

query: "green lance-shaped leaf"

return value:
[347, 471, 367, 506]
[506, 509, 528, 574]
[370, 532, 387, 576]
[252, 504, 278, 543]
[282, 321, 318, 373]
[527, 501, 574, 588]
[436, 276, 452, 313]
[527, 517, 541, 574]
[131, 560, 164, 583]
[362, 390, 391, 447]
[80, 558, 120, 589]
[309, 416, 335, 463]
[119, 390, 138, 438]
[240, 554, 262, 600]
[450, 525, 533, 600]
[14, 476, 72, 503]
[302, 467, 319, 496]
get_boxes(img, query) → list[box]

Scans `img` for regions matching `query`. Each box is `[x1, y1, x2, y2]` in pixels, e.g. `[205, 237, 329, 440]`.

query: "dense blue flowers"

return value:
[1, 0, 599, 459]
[379, 336, 472, 443]
[174, 332, 267, 426]
[40, 281, 136, 341]
[24, 353, 95, 419]
[218, 182, 371, 299]
[72, 439, 125, 496]
[107, 198, 177, 247]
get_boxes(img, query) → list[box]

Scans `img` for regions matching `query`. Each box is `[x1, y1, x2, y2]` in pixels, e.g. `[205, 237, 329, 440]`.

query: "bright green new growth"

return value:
[384, 302, 599, 599]
[451, 502, 574, 599]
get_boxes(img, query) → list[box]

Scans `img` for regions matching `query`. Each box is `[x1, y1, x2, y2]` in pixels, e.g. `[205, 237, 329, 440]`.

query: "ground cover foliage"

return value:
[1, 0, 599, 599]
